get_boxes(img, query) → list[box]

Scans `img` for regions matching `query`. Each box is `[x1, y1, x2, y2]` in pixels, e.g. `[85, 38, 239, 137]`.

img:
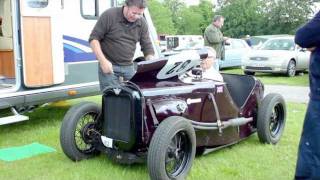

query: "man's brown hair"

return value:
[125, 0, 147, 8]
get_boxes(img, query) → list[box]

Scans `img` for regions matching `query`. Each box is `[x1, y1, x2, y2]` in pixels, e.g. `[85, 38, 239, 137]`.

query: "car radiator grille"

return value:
[245, 66, 272, 70]
[103, 95, 131, 142]
[249, 57, 268, 61]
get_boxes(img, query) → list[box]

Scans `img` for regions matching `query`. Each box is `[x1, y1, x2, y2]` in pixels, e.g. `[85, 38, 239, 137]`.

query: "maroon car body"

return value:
[60, 49, 286, 180]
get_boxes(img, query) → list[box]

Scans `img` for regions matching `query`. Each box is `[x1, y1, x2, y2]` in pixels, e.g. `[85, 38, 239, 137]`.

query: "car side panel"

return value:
[296, 50, 310, 70]
[197, 84, 240, 147]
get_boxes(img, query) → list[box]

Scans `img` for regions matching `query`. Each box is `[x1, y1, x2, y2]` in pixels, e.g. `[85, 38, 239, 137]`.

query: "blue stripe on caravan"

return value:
[63, 35, 90, 47]
[63, 43, 85, 53]
[64, 48, 75, 60]
[64, 52, 96, 62]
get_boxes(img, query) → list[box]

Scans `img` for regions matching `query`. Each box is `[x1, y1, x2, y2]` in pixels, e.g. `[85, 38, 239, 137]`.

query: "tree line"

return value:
[148, 0, 316, 38]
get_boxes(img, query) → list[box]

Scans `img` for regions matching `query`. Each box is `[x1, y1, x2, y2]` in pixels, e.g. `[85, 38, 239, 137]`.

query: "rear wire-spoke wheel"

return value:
[60, 102, 101, 161]
[287, 60, 296, 77]
[269, 107, 282, 138]
[148, 116, 196, 180]
[257, 93, 286, 144]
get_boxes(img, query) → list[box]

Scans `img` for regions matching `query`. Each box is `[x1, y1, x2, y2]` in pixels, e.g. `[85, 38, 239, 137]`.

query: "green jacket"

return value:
[204, 24, 225, 60]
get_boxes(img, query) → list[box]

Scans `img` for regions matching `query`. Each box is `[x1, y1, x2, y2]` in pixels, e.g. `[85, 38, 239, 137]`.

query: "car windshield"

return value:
[173, 41, 203, 51]
[260, 39, 295, 51]
[251, 37, 268, 46]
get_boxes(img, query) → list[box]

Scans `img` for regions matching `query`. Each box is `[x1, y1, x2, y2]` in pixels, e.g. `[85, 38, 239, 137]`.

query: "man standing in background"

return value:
[294, 11, 320, 180]
[245, 35, 252, 47]
[203, 15, 229, 70]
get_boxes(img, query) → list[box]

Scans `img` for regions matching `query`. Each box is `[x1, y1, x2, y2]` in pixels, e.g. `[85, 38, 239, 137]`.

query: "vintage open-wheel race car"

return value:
[60, 48, 286, 180]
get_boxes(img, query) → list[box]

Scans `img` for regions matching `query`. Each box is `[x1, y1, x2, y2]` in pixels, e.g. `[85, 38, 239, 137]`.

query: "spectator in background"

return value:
[294, 11, 320, 180]
[245, 35, 252, 47]
[203, 15, 229, 71]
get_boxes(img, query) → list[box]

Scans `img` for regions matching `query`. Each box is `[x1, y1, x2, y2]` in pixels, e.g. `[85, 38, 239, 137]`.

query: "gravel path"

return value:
[264, 85, 309, 103]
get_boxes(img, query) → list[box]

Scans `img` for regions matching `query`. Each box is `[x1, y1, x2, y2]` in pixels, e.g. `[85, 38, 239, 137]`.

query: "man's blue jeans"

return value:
[295, 99, 320, 180]
[98, 64, 135, 92]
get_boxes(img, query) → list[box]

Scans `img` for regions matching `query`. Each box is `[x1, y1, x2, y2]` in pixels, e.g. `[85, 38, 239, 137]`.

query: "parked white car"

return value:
[242, 36, 310, 76]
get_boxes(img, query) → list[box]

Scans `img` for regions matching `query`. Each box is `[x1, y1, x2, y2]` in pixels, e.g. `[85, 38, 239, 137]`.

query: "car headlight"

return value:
[241, 56, 249, 63]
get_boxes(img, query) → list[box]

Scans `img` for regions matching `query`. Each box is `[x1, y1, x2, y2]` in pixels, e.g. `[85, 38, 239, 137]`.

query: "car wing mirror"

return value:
[297, 48, 306, 52]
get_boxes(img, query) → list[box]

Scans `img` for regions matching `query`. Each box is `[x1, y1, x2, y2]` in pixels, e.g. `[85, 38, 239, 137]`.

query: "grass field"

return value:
[0, 96, 307, 180]
[221, 68, 309, 86]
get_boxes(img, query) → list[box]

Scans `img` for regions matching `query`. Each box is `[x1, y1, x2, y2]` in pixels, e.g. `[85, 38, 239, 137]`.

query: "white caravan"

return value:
[0, 0, 161, 125]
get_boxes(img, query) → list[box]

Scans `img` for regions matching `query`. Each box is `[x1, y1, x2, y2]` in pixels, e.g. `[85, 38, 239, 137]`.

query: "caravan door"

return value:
[20, 0, 64, 87]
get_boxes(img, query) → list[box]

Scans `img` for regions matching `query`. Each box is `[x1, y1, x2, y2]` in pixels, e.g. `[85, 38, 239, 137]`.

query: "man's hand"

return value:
[100, 60, 113, 74]
[307, 47, 316, 52]
[90, 39, 113, 74]
[145, 54, 154, 60]
[224, 37, 231, 45]
[201, 47, 216, 70]
[201, 56, 214, 70]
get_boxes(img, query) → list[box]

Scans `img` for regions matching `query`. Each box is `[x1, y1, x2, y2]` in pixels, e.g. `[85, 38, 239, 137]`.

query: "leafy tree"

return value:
[197, 0, 214, 33]
[262, 0, 314, 34]
[149, 0, 314, 37]
[216, 0, 266, 38]
[163, 0, 213, 35]
[163, 0, 186, 29]
[175, 6, 204, 34]
[163, 0, 185, 15]
[148, 0, 176, 34]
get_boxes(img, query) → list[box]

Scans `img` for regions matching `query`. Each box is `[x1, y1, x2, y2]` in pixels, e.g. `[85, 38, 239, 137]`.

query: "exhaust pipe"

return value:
[191, 117, 253, 130]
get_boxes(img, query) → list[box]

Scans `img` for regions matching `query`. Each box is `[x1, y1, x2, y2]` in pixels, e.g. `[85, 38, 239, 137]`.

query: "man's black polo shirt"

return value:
[89, 7, 154, 65]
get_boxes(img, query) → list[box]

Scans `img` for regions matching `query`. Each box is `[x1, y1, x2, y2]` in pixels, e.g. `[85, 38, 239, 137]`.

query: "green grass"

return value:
[221, 68, 309, 86]
[0, 98, 307, 180]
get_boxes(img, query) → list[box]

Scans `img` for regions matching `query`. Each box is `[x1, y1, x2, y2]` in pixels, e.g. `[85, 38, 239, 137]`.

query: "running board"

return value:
[0, 107, 29, 125]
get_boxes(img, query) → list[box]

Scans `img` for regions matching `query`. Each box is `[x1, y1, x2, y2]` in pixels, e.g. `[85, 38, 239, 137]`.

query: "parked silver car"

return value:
[250, 34, 290, 49]
[242, 36, 310, 76]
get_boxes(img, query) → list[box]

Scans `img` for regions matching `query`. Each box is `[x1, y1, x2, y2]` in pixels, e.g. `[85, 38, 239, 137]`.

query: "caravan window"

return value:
[81, 0, 99, 19]
[27, 0, 48, 8]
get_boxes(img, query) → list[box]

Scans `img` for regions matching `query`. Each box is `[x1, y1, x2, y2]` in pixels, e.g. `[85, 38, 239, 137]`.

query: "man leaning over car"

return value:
[89, 0, 154, 92]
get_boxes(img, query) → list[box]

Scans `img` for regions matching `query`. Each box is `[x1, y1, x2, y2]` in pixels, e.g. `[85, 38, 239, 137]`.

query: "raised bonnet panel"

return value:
[22, 16, 54, 87]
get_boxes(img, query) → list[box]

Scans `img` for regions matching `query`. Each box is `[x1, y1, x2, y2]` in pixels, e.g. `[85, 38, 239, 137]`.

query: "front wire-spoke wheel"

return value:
[60, 102, 101, 161]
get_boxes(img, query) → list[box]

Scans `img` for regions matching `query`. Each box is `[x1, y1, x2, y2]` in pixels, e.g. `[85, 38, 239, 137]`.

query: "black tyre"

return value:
[286, 60, 296, 77]
[147, 116, 196, 180]
[257, 93, 286, 144]
[244, 71, 255, 75]
[60, 102, 101, 161]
